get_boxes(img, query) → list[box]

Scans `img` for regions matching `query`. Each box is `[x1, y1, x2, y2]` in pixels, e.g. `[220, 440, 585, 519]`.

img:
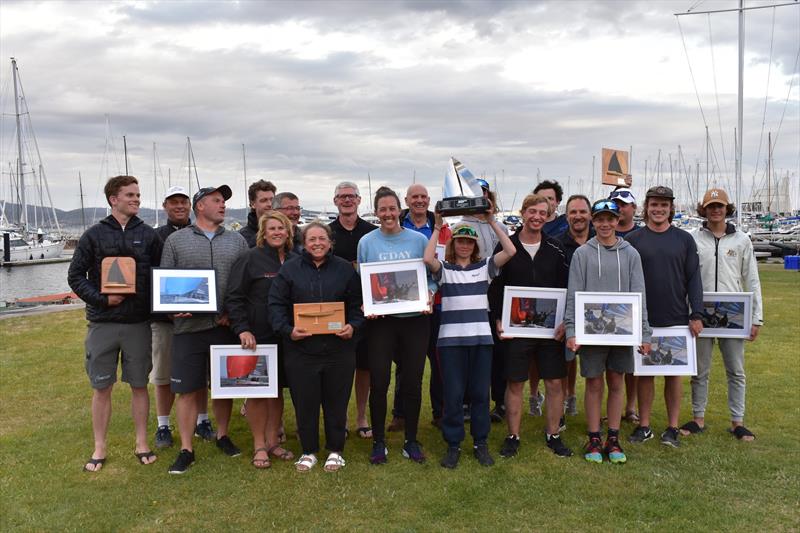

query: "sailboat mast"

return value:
[736, 0, 744, 226]
[11, 58, 27, 233]
[242, 144, 247, 208]
[79, 172, 86, 233]
[767, 132, 772, 213]
[123, 135, 129, 175]
[153, 142, 158, 227]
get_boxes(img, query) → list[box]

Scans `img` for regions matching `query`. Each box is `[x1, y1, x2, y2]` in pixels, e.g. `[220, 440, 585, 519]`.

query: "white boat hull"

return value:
[1, 240, 65, 262]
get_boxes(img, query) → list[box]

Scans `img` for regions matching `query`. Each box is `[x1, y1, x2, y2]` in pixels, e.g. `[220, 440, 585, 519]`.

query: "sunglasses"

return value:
[591, 200, 621, 214]
[610, 190, 634, 200]
[476, 179, 490, 191]
[452, 226, 478, 238]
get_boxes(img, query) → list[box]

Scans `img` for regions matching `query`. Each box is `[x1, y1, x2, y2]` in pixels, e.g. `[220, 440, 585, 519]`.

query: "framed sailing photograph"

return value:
[575, 291, 642, 346]
[151, 268, 218, 314]
[360, 258, 428, 316]
[634, 326, 697, 376]
[210, 344, 279, 399]
[698, 292, 753, 339]
[501, 286, 567, 339]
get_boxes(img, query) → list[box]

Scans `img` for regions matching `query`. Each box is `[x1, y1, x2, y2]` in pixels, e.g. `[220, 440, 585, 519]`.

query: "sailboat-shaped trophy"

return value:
[435, 157, 491, 216]
[101, 256, 137, 294]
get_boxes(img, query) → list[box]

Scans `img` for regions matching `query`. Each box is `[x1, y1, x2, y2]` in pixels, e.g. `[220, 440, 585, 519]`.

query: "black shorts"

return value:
[504, 338, 566, 382]
[171, 327, 237, 394]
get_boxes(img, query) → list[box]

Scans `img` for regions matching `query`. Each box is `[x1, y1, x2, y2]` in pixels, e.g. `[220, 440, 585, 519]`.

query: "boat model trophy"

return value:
[435, 157, 491, 216]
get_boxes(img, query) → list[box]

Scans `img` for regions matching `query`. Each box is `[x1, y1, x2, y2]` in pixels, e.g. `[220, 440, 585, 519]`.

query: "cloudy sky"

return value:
[1, 0, 798, 215]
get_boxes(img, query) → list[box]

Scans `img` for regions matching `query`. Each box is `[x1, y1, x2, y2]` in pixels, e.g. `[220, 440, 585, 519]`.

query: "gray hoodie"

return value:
[564, 236, 651, 342]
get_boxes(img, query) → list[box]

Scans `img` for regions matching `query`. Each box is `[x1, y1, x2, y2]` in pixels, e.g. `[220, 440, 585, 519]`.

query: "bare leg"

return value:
[355, 369, 370, 428]
[131, 386, 154, 462]
[637, 376, 655, 428]
[584, 377, 603, 433]
[624, 373, 637, 416]
[567, 360, 577, 396]
[664, 376, 682, 428]
[155, 384, 175, 418]
[176, 390, 199, 451]
[87, 384, 113, 471]
[605, 371, 624, 430]
[246, 398, 269, 451]
[528, 359, 540, 397]
[213, 399, 233, 437]
[544, 379, 564, 435]
[504, 381, 525, 435]
[196, 387, 209, 418]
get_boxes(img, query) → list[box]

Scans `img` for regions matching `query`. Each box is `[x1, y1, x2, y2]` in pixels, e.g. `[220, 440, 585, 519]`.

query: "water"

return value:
[0, 261, 72, 302]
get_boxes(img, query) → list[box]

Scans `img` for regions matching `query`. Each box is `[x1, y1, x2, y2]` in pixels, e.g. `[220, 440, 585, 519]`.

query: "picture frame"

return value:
[435, 244, 446, 261]
[501, 286, 567, 339]
[698, 292, 753, 339]
[151, 268, 218, 314]
[634, 326, 697, 376]
[575, 291, 642, 346]
[360, 258, 429, 316]
[210, 344, 278, 399]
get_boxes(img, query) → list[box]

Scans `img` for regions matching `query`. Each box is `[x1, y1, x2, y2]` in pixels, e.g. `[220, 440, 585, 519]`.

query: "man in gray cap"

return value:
[161, 185, 249, 474]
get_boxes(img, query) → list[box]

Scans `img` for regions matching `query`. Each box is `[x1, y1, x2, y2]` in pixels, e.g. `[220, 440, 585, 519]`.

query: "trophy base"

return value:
[435, 196, 490, 216]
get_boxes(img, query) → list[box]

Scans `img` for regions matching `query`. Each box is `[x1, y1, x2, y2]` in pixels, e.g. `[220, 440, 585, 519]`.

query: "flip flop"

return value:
[730, 425, 755, 441]
[356, 426, 373, 439]
[83, 457, 106, 472]
[134, 450, 157, 465]
[679, 421, 705, 436]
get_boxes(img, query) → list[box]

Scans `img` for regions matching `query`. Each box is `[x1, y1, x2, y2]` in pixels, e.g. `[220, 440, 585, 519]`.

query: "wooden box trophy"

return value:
[293, 302, 345, 335]
[434, 157, 490, 216]
[100, 257, 136, 294]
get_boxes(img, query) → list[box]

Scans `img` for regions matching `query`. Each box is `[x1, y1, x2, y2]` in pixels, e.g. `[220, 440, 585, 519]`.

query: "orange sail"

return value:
[226, 355, 258, 379]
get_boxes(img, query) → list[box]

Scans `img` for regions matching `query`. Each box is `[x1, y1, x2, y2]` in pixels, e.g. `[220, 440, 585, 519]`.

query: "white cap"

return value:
[163, 185, 189, 202]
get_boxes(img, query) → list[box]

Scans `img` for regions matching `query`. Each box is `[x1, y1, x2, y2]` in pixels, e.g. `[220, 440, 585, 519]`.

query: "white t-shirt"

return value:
[522, 242, 540, 260]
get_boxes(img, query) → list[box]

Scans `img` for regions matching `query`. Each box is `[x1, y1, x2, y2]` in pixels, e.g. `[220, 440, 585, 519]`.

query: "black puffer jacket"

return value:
[68, 215, 162, 323]
[268, 249, 364, 355]
[239, 210, 259, 248]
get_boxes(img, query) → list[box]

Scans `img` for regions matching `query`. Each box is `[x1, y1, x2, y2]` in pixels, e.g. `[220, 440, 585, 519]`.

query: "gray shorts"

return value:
[150, 321, 173, 386]
[578, 345, 633, 378]
[85, 321, 153, 389]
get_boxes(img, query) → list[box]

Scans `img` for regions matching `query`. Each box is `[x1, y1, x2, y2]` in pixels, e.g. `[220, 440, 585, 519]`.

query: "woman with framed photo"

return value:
[269, 221, 364, 472]
[424, 205, 516, 468]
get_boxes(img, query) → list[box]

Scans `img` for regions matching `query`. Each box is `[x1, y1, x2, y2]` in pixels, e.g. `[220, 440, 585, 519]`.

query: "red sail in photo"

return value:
[226, 355, 259, 379]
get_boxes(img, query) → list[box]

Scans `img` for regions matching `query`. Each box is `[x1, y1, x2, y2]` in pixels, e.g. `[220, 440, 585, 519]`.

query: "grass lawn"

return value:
[1, 264, 798, 531]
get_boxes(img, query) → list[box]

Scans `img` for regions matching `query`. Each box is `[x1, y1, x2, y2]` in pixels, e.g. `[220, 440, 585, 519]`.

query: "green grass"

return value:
[1, 265, 798, 531]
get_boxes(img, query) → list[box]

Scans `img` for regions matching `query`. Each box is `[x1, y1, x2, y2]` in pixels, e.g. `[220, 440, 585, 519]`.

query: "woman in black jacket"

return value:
[227, 211, 297, 468]
[269, 221, 364, 472]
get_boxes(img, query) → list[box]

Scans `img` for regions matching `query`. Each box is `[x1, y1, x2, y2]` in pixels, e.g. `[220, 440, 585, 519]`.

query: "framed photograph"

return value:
[698, 292, 753, 339]
[575, 291, 642, 346]
[435, 244, 446, 261]
[151, 268, 218, 314]
[360, 258, 428, 316]
[210, 344, 278, 399]
[501, 286, 567, 339]
[634, 326, 697, 376]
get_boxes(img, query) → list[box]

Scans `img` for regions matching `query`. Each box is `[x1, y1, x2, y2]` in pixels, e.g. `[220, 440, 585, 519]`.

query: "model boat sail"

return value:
[436, 157, 490, 216]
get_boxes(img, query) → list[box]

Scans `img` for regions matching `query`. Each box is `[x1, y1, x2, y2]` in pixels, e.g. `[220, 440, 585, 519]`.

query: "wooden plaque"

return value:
[293, 302, 345, 335]
[101, 256, 136, 294]
[601, 148, 631, 186]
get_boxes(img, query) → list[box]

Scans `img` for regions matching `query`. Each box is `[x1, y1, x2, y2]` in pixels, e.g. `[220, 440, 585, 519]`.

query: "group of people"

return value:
[68, 173, 763, 474]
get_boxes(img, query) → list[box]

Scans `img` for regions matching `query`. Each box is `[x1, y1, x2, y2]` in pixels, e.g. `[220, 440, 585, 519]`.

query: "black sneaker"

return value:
[155, 425, 174, 449]
[628, 425, 654, 443]
[194, 419, 216, 441]
[499, 435, 520, 458]
[660, 427, 681, 448]
[546, 433, 573, 457]
[558, 416, 567, 433]
[473, 444, 495, 466]
[215, 435, 242, 457]
[402, 440, 426, 463]
[370, 440, 388, 465]
[168, 449, 194, 474]
[489, 405, 506, 423]
[440, 446, 460, 469]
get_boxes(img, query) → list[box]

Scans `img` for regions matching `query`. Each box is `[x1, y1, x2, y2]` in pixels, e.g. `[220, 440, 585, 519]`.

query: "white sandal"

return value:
[324, 452, 345, 472]
[295, 453, 317, 472]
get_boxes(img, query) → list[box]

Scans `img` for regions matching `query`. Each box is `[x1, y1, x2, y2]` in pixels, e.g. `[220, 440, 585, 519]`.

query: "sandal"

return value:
[324, 452, 345, 472]
[356, 426, 373, 439]
[252, 447, 271, 469]
[295, 453, 317, 472]
[679, 421, 706, 436]
[134, 450, 157, 465]
[268, 445, 294, 461]
[624, 411, 640, 424]
[730, 425, 755, 441]
[83, 457, 106, 472]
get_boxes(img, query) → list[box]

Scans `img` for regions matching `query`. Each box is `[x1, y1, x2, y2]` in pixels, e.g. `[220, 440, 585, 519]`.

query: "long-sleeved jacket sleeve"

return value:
[159, 236, 176, 269]
[67, 232, 106, 308]
[226, 253, 253, 336]
[629, 251, 652, 343]
[268, 269, 294, 339]
[741, 238, 764, 325]
[345, 269, 365, 332]
[564, 250, 587, 340]
[685, 238, 704, 320]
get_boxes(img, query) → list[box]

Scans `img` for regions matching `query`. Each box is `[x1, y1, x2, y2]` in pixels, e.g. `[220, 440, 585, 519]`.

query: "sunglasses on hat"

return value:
[452, 225, 479, 238]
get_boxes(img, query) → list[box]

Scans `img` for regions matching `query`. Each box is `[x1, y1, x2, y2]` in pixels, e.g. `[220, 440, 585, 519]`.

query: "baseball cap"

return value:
[192, 185, 233, 209]
[609, 187, 636, 204]
[645, 185, 674, 200]
[591, 199, 621, 218]
[701, 188, 730, 207]
[163, 185, 189, 202]
[451, 223, 479, 241]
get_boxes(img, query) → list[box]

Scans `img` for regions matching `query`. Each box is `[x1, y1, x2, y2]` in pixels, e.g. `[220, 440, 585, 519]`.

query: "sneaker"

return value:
[564, 395, 578, 416]
[402, 440, 426, 463]
[489, 404, 506, 423]
[546, 434, 573, 457]
[370, 440, 388, 465]
[584, 437, 603, 463]
[473, 444, 495, 466]
[628, 425, 654, 443]
[440, 446, 460, 469]
[194, 419, 216, 441]
[463, 404, 471, 422]
[558, 416, 567, 433]
[154, 425, 174, 449]
[215, 435, 242, 457]
[604, 438, 627, 464]
[528, 391, 544, 416]
[660, 427, 681, 448]
[168, 449, 195, 474]
[499, 435, 520, 458]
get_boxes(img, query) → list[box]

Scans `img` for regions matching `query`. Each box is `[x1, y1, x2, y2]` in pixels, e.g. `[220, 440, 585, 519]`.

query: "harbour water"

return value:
[1, 261, 72, 302]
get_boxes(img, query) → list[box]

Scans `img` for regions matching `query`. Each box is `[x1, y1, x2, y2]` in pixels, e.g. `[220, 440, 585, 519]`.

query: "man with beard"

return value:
[239, 179, 276, 248]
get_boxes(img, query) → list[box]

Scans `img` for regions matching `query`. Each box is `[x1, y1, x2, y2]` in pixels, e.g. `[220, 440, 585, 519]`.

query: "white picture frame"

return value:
[359, 258, 429, 316]
[634, 326, 697, 376]
[501, 286, 567, 339]
[210, 344, 279, 399]
[151, 267, 218, 314]
[698, 292, 753, 339]
[575, 291, 642, 346]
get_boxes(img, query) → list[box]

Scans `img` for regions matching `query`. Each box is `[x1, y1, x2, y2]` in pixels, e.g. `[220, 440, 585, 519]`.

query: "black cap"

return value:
[645, 185, 674, 200]
[192, 185, 233, 209]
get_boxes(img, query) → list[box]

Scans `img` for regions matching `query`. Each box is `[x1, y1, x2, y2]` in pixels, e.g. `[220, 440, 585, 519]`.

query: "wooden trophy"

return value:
[293, 302, 345, 335]
[601, 148, 632, 187]
[100, 256, 136, 294]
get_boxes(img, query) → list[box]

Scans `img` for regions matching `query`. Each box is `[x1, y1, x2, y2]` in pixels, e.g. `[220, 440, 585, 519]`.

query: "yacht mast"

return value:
[153, 142, 158, 227]
[11, 58, 27, 234]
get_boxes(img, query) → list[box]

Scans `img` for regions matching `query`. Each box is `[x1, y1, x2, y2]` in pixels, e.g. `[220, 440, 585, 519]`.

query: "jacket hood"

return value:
[701, 221, 737, 235]
[586, 235, 629, 251]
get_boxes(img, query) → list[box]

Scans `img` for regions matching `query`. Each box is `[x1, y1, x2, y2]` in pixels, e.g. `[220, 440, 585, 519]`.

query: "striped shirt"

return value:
[436, 257, 499, 347]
